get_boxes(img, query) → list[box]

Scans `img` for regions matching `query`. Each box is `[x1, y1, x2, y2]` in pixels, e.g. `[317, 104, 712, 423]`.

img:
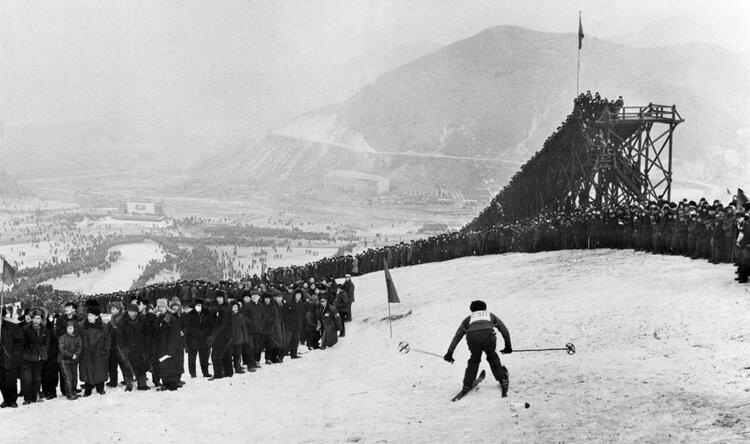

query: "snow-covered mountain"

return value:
[233, 25, 750, 195]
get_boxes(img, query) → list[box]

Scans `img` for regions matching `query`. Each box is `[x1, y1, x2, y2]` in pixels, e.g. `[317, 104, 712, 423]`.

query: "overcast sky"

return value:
[1, 0, 748, 132]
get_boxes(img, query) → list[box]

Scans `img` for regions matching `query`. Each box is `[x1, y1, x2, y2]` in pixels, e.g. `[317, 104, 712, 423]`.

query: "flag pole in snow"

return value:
[383, 259, 400, 338]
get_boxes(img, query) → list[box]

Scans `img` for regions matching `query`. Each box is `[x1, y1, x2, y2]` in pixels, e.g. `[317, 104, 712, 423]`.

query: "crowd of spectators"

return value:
[0, 275, 355, 408]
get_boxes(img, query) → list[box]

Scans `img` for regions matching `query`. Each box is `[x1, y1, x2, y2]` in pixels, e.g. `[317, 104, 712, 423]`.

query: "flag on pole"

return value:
[2, 259, 15, 286]
[383, 260, 400, 303]
[739, 188, 748, 208]
[578, 13, 584, 49]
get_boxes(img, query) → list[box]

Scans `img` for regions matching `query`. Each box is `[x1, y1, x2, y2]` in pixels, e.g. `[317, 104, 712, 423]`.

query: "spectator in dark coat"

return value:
[333, 290, 348, 337]
[341, 275, 355, 322]
[284, 290, 305, 359]
[185, 298, 213, 378]
[58, 321, 82, 400]
[41, 311, 60, 399]
[304, 295, 321, 350]
[207, 291, 233, 379]
[154, 299, 184, 391]
[262, 294, 285, 364]
[78, 306, 111, 396]
[117, 304, 150, 390]
[244, 292, 264, 365]
[0, 308, 23, 408]
[229, 301, 248, 374]
[318, 296, 342, 349]
[106, 302, 127, 388]
[20, 310, 49, 404]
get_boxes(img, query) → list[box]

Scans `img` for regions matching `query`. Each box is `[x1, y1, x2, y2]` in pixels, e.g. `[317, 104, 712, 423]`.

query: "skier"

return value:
[444, 300, 512, 397]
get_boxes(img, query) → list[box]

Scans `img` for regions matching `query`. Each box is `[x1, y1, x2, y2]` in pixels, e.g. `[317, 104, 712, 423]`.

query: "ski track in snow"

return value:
[4, 249, 750, 443]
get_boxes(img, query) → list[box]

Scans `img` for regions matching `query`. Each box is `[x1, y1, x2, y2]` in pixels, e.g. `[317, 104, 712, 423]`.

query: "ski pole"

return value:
[398, 341, 446, 360]
[504, 342, 576, 355]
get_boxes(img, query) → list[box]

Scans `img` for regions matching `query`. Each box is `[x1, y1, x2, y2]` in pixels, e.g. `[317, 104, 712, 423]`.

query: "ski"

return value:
[450, 370, 485, 402]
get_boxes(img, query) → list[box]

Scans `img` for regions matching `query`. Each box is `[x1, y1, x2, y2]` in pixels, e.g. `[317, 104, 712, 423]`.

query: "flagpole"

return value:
[387, 301, 393, 338]
[577, 10, 581, 95]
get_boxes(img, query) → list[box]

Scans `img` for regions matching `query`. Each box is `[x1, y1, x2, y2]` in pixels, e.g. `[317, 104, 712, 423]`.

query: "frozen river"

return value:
[42, 241, 165, 294]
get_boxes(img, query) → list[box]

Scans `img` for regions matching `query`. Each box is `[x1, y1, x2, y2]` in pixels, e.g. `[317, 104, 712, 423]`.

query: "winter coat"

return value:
[243, 302, 264, 335]
[209, 302, 232, 351]
[283, 299, 306, 332]
[22, 323, 50, 362]
[230, 311, 249, 345]
[78, 318, 111, 384]
[0, 321, 24, 369]
[319, 304, 341, 348]
[304, 303, 321, 335]
[341, 280, 355, 303]
[262, 302, 285, 349]
[58, 334, 83, 364]
[333, 291, 349, 313]
[185, 309, 214, 350]
[116, 314, 150, 375]
[154, 312, 184, 379]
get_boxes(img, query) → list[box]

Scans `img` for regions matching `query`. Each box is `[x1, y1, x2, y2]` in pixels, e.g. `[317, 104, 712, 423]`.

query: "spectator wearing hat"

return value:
[341, 274, 355, 322]
[736, 205, 750, 283]
[20, 309, 49, 404]
[58, 321, 82, 400]
[79, 305, 110, 397]
[154, 299, 184, 391]
[106, 301, 126, 388]
[207, 291, 233, 380]
[116, 303, 150, 390]
[283, 290, 305, 359]
[318, 295, 342, 350]
[185, 298, 213, 378]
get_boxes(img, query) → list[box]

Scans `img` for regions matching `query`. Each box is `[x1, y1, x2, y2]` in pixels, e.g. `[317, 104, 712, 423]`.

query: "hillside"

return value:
[3, 250, 749, 442]
[0, 169, 31, 198]
[235, 25, 750, 195]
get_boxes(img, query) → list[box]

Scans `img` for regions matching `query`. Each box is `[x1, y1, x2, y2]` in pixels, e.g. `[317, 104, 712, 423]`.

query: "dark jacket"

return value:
[58, 333, 83, 364]
[79, 318, 111, 384]
[116, 313, 150, 374]
[1, 321, 24, 369]
[154, 312, 184, 379]
[263, 301, 285, 349]
[22, 323, 50, 362]
[185, 309, 214, 350]
[243, 302, 264, 335]
[284, 299, 306, 332]
[319, 303, 341, 348]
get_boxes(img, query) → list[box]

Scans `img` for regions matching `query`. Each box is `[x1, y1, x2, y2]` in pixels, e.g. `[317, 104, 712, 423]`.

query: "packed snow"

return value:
[4, 249, 750, 442]
[41, 242, 165, 294]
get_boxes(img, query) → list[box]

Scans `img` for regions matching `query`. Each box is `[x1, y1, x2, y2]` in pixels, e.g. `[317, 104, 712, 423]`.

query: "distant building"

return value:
[116, 200, 165, 219]
[324, 170, 390, 195]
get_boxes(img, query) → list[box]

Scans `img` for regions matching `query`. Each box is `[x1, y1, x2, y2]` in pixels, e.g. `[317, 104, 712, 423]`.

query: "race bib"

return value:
[469, 310, 491, 324]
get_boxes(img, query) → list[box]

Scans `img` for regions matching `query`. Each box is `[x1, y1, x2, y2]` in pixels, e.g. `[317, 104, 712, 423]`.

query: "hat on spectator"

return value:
[156, 298, 169, 309]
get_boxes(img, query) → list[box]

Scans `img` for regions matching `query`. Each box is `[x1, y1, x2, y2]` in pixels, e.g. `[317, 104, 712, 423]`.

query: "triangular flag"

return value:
[383, 260, 400, 304]
[2, 259, 15, 286]
[738, 188, 748, 208]
[578, 13, 584, 50]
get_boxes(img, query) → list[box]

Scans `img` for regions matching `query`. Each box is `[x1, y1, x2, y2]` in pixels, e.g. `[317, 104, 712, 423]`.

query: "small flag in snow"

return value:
[383, 260, 400, 304]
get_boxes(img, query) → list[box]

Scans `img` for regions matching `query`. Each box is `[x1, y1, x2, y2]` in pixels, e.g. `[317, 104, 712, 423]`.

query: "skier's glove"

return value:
[443, 352, 454, 363]
[501, 346, 512, 355]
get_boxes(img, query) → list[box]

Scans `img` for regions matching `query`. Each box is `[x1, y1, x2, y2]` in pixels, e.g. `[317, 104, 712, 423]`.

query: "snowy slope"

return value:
[4, 250, 750, 442]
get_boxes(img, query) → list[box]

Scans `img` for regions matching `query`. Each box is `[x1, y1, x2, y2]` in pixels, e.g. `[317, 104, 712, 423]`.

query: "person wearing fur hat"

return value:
[78, 306, 110, 397]
[444, 300, 512, 397]
[185, 298, 213, 378]
[116, 303, 150, 390]
[154, 299, 184, 391]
